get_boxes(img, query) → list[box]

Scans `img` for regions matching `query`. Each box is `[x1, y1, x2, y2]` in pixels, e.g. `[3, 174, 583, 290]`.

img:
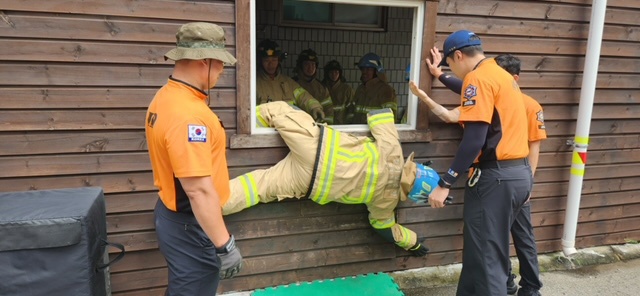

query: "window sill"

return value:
[229, 129, 432, 149]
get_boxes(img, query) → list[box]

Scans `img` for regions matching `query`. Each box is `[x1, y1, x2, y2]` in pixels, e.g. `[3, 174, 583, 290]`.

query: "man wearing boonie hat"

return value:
[145, 22, 242, 295]
[424, 30, 533, 296]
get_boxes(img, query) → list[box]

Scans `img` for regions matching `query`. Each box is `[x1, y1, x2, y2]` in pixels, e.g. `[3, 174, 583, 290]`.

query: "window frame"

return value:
[279, 1, 388, 32]
[232, 0, 438, 148]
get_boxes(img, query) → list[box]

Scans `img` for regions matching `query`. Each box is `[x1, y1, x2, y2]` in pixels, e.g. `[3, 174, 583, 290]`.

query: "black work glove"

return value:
[408, 240, 429, 257]
[216, 234, 243, 279]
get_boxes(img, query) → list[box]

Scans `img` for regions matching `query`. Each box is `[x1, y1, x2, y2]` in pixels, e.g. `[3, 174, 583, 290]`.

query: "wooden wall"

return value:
[0, 0, 639, 295]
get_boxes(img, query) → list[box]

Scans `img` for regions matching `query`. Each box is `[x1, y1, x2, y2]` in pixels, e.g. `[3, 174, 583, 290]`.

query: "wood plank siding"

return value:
[0, 0, 638, 294]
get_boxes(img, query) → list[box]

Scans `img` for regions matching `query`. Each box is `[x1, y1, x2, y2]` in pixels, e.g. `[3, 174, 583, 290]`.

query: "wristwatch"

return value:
[438, 179, 452, 189]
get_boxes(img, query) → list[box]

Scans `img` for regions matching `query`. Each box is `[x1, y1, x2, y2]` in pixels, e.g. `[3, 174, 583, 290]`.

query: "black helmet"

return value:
[324, 60, 343, 72]
[296, 48, 319, 69]
[257, 39, 283, 59]
[323, 60, 345, 82]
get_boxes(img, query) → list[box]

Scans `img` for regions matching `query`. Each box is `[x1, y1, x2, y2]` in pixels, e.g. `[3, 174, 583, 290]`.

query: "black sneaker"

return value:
[507, 273, 518, 295]
[517, 287, 541, 296]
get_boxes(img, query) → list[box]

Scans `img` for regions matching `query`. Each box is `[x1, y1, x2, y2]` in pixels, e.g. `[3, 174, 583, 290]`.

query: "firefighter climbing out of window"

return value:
[347, 52, 398, 124]
[256, 39, 325, 122]
[294, 48, 334, 124]
[223, 101, 445, 256]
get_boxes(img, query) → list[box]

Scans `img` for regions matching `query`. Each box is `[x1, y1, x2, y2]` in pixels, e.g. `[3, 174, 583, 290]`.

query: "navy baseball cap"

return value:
[439, 30, 482, 67]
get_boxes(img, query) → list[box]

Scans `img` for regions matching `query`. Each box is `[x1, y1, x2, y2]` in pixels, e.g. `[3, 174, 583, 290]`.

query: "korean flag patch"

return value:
[188, 125, 207, 142]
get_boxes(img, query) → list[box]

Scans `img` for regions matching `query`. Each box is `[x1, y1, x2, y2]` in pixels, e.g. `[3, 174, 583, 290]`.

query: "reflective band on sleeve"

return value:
[370, 217, 395, 229]
[368, 111, 394, 128]
[240, 173, 259, 208]
[293, 87, 306, 100]
[398, 225, 412, 248]
[320, 97, 333, 107]
[355, 105, 382, 114]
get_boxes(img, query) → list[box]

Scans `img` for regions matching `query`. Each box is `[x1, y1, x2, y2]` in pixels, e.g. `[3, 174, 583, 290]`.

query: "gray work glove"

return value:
[216, 234, 243, 279]
[311, 108, 325, 122]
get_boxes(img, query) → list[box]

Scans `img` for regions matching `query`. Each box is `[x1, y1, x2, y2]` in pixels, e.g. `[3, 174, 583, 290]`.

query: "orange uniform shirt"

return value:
[458, 59, 529, 162]
[145, 78, 230, 212]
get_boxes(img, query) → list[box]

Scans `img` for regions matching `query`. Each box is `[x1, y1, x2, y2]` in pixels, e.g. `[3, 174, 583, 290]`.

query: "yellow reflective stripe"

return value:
[293, 87, 306, 100]
[355, 105, 383, 114]
[312, 128, 340, 204]
[570, 167, 585, 176]
[324, 116, 334, 124]
[256, 108, 269, 127]
[370, 218, 395, 229]
[336, 148, 367, 162]
[360, 141, 379, 203]
[575, 136, 589, 145]
[397, 225, 412, 249]
[240, 173, 259, 207]
[336, 141, 371, 203]
[381, 102, 398, 110]
[368, 112, 394, 128]
[320, 97, 333, 107]
[333, 106, 344, 111]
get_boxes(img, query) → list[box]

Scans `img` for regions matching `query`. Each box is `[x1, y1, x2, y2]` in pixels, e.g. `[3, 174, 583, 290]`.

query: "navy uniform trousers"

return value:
[510, 200, 543, 290]
[456, 160, 533, 296]
[155, 200, 222, 296]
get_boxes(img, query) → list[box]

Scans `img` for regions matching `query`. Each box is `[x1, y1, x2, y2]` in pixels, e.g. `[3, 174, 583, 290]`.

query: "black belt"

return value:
[476, 158, 528, 169]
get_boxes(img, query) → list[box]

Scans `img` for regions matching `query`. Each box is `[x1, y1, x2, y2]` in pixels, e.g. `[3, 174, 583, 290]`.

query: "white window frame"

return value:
[250, 0, 424, 135]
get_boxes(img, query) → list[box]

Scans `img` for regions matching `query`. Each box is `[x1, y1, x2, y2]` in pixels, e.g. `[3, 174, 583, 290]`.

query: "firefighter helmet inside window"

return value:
[257, 39, 283, 59]
[296, 48, 319, 69]
[357, 52, 384, 73]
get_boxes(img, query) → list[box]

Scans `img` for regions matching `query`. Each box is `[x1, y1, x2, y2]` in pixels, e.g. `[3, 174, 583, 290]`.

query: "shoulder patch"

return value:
[188, 125, 207, 142]
[536, 110, 545, 123]
[462, 84, 477, 106]
[536, 111, 546, 130]
[464, 84, 477, 100]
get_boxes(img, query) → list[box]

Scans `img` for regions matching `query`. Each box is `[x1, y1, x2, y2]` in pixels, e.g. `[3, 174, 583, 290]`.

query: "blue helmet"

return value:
[407, 163, 440, 203]
[357, 52, 384, 73]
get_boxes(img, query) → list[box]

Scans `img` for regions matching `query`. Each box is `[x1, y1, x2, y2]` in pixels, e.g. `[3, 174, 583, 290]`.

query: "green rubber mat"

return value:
[252, 273, 404, 296]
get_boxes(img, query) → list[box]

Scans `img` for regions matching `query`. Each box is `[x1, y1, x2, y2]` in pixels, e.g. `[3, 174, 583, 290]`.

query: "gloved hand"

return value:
[216, 234, 243, 279]
[409, 193, 429, 204]
[411, 194, 454, 205]
[408, 240, 429, 257]
[311, 108, 325, 122]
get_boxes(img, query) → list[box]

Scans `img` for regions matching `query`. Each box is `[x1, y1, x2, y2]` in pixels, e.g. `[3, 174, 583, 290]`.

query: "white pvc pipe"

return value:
[561, 0, 608, 256]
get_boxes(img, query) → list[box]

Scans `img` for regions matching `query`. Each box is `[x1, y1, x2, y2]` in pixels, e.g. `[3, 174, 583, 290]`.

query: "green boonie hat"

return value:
[164, 22, 237, 65]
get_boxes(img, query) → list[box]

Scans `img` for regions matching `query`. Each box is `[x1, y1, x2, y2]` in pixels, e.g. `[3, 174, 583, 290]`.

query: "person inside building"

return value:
[409, 49, 546, 296]
[293, 48, 334, 124]
[322, 60, 354, 124]
[347, 52, 398, 124]
[225, 101, 451, 257]
[145, 22, 242, 295]
[256, 39, 325, 122]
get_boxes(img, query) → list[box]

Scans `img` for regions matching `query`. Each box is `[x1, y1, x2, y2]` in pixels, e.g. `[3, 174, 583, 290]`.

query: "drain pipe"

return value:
[561, 0, 608, 256]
